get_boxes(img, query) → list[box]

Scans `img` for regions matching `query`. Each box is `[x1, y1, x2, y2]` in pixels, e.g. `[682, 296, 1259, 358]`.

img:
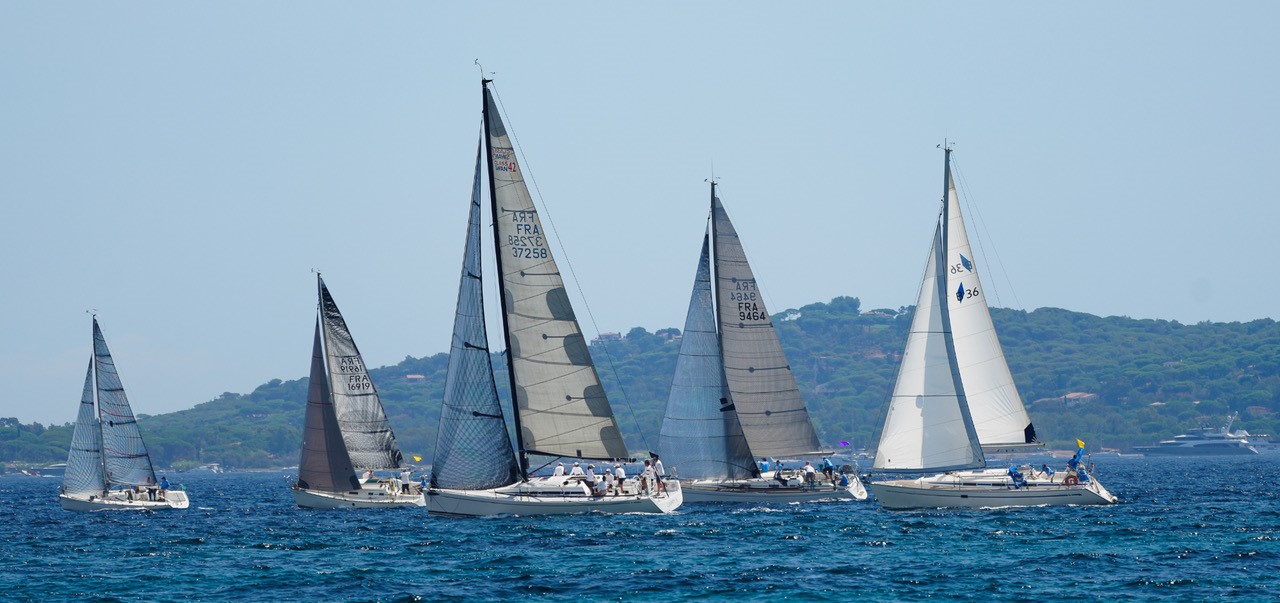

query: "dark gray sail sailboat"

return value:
[425, 80, 682, 516]
[658, 183, 866, 502]
[60, 318, 190, 511]
[291, 276, 423, 508]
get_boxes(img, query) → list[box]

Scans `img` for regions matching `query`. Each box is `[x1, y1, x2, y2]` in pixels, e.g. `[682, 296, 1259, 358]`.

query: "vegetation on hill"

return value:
[4, 297, 1279, 469]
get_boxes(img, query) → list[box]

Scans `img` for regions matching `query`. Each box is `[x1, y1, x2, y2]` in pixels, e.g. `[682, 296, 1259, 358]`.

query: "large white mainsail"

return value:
[942, 172, 1038, 451]
[319, 278, 404, 470]
[658, 231, 756, 480]
[712, 190, 822, 458]
[61, 359, 106, 498]
[484, 87, 627, 463]
[93, 319, 158, 487]
[873, 155, 985, 473]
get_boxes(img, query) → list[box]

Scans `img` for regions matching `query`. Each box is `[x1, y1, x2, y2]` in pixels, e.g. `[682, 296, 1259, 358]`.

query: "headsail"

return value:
[482, 84, 628, 461]
[318, 277, 404, 470]
[93, 319, 158, 487]
[659, 232, 756, 480]
[873, 152, 985, 472]
[942, 169, 1038, 450]
[711, 189, 822, 458]
[431, 142, 522, 490]
[296, 318, 361, 493]
[62, 359, 106, 497]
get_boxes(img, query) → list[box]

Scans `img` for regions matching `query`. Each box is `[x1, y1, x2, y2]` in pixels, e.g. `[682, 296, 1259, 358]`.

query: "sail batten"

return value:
[711, 192, 821, 458]
[483, 85, 627, 462]
[318, 279, 404, 470]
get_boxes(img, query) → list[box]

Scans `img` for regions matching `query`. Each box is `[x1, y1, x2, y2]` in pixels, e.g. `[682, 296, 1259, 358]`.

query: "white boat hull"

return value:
[427, 475, 683, 516]
[870, 468, 1117, 509]
[60, 490, 190, 512]
[292, 484, 425, 509]
[681, 475, 868, 503]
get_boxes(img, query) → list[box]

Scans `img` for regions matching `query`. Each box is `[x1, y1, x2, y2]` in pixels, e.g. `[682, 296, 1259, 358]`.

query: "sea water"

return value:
[1, 456, 1277, 601]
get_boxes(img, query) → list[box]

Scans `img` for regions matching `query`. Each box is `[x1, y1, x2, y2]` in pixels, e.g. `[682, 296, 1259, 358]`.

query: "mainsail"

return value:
[658, 232, 756, 480]
[296, 319, 360, 493]
[62, 359, 106, 497]
[942, 169, 1038, 450]
[483, 84, 628, 462]
[319, 277, 404, 470]
[431, 143, 522, 490]
[93, 319, 158, 487]
[711, 189, 822, 458]
[873, 150, 985, 473]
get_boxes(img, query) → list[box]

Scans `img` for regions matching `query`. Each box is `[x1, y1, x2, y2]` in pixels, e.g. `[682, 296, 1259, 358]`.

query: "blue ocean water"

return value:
[2, 456, 1278, 602]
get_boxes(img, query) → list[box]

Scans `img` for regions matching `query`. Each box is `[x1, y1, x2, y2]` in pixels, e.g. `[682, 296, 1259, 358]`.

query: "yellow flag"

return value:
[1076, 439, 1086, 449]
[413, 455, 423, 462]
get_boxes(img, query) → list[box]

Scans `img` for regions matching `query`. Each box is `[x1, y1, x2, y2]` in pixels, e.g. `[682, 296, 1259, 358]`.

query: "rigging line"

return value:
[951, 157, 1023, 311]
[487, 83, 652, 453]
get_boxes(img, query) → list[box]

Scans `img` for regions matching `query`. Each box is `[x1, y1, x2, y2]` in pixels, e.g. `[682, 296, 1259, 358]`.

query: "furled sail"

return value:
[319, 277, 404, 470]
[711, 192, 822, 458]
[942, 169, 1038, 450]
[93, 319, 158, 487]
[873, 212, 985, 472]
[483, 86, 627, 461]
[296, 319, 360, 493]
[432, 143, 522, 490]
[659, 232, 756, 480]
[62, 359, 106, 497]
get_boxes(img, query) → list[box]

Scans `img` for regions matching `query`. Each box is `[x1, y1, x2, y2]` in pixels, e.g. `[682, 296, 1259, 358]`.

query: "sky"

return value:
[2, 2, 1278, 425]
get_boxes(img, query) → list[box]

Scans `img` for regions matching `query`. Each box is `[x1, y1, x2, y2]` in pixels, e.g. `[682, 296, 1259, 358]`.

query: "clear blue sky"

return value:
[3, 3, 1277, 425]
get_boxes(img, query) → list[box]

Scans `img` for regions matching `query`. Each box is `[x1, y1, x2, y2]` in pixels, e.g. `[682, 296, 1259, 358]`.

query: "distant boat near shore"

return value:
[1134, 414, 1260, 456]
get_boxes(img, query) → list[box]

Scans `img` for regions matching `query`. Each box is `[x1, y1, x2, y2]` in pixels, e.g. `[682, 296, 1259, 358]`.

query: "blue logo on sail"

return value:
[956, 282, 965, 303]
[960, 254, 973, 272]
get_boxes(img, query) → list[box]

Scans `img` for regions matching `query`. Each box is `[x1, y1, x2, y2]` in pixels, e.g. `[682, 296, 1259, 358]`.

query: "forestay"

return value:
[431, 143, 522, 490]
[942, 170, 1038, 450]
[319, 278, 404, 470]
[711, 193, 821, 458]
[93, 319, 158, 487]
[658, 233, 756, 480]
[297, 320, 360, 493]
[62, 360, 106, 497]
[483, 87, 627, 461]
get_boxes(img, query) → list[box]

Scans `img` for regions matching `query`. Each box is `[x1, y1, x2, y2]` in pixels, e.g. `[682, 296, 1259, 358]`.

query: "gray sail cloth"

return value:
[296, 319, 360, 493]
[93, 319, 158, 487]
[711, 194, 822, 458]
[318, 278, 404, 470]
[62, 359, 106, 497]
[431, 143, 522, 490]
[658, 233, 756, 480]
[483, 87, 628, 461]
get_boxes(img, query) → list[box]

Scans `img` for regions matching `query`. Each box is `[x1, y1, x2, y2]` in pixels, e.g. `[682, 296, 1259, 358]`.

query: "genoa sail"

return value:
[296, 319, 361, 493]
[711, 191, 822, 458]
[431, 143, 522, 490]
[93, 319, 158, 487]
[658, 232, 756, 480]
[62, 359, 106, 498]
[942, 169, 1038, 450]
[319, 278, 404, 470]
[873, 152, 985, 473]
[483, 85, 627, 461]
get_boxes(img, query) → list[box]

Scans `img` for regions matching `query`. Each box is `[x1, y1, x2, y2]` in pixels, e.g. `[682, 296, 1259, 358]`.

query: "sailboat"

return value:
[426, 79, 682, 516]
[59, 318, 190, 511]
[867, 147, 1117, 509]
[291, 276, 424, 508]
[657, 183, 867, 503]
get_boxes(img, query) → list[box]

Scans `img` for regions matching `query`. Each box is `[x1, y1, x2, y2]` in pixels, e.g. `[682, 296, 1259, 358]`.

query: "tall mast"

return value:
[482, 79, 529, 479]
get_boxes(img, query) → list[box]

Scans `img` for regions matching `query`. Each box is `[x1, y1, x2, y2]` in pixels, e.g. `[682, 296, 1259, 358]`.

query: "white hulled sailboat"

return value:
[291, 276, 424, 508]
[425, 79, 681, 516]
[867, 147, 1116, 509]
[657, 182, 867, 503]
[59, 318, 190, 511]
